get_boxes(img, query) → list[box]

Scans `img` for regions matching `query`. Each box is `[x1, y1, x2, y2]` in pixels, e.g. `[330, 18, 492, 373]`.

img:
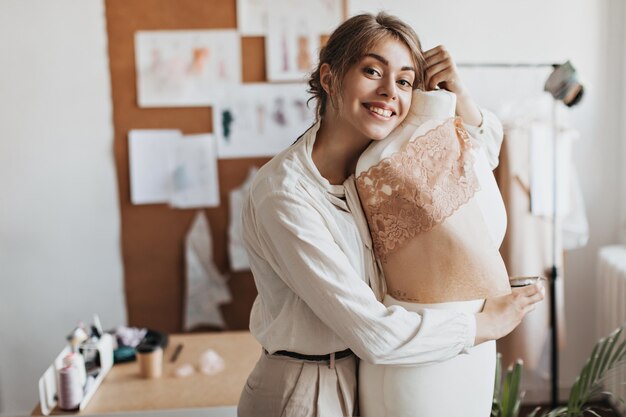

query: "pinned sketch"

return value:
[238, 0, 340, 37]
[266, 0, 320, 81]
[135, 30, 241, 107]
[213, 83, 315, 158]
[128, 130, 180, 204]
[228, 167, 258, 271]
[311, 0, 343, 34]
[237, 0, 268, 36]
[184, 211, 231, 330]
[170, 134, 220, 208]
[128, 130, 220, 207]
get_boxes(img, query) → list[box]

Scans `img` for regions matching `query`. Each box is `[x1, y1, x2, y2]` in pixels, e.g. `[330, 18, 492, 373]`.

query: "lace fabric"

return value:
[356, 118, 480, 262]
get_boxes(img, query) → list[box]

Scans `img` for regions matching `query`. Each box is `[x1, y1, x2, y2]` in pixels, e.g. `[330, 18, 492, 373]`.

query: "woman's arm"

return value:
[246, 187, 544, 365]
[423, 45, 482, 126]
[247, 188, 475, 366]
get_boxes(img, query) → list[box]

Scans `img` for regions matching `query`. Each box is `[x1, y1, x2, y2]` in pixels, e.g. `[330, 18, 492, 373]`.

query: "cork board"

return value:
[105, 0, 270, 333]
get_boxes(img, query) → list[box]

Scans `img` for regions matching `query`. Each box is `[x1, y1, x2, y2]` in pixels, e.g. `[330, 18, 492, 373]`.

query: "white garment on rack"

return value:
[501, 96, 588, 249]
[495, 96, 587, 402]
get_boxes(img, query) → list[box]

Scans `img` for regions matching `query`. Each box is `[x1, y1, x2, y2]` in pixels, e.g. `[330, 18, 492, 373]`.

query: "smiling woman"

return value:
[237, 12, 544, 417]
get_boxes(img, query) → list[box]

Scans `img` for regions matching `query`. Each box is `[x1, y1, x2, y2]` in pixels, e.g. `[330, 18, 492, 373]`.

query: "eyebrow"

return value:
[364, 53, 416, 73]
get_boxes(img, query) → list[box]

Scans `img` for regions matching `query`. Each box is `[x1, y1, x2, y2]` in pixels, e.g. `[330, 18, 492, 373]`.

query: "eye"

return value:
[363, 67, 381, 77]
[397, 79, 413, 88]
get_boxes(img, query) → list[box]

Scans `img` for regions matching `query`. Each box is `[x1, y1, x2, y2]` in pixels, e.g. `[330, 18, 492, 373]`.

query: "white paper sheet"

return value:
[129, 130, 221, 208]
[213, 83, 315, 158]
[239, 0, 341, 37]
[266, 0, 320, 81]
[184, 211, 232, 330]
[170, 134, 220, 208]
[237, 0, 268, 35]
[310, 0, 343, 34]
[128, 129, 180, 204]
[228, 167, 258, 271]
[135, 30, 241, 107]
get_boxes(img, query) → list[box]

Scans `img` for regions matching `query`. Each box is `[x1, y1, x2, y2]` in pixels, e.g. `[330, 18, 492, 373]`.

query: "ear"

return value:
[319, 63, 332, 95]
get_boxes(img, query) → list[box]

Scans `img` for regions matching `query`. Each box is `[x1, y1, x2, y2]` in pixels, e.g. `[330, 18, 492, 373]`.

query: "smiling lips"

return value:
[364, 103, 395, 118]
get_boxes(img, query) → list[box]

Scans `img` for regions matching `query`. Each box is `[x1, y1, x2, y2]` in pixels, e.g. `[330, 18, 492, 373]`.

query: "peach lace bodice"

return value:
[355, 117, 510, 303]
[356, 118, 478, 260]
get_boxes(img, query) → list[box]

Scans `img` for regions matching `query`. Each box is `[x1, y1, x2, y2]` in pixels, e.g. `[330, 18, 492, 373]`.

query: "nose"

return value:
[377, 76, 398, 101]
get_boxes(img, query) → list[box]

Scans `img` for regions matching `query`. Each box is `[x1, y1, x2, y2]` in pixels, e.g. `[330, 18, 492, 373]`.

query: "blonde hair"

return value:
[308, 13, 426, 119]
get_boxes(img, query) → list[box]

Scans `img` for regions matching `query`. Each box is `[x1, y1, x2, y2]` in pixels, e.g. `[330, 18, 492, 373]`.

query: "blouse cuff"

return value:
[459, 312, 477, 354]
[462, 109, 486, 137]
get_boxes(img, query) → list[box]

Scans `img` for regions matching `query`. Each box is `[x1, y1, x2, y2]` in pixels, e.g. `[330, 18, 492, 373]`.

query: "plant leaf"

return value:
[598, 327, 622, 377]
[494, 353, 502, 401]
[589, 335, 610, 387]
[502, 365, 513, 417]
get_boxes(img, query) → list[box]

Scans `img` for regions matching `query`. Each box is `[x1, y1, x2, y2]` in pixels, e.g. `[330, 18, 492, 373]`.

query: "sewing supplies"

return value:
[62, 352, 87, 388]
[136, 343, 163, 378]
[170, 343, 184, 363]
[57, 365, 83, 410]
[509, 276, 545, 287]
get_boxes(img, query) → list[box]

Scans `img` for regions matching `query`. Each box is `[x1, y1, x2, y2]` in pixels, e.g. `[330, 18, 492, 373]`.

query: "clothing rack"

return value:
[456, 61, 562, 408]
[457, 62, 556, 68]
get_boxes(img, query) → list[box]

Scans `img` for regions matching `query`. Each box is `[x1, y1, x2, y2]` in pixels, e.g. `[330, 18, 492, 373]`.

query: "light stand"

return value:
[549, 97, 559, 408]
[544, 61, 584, 408]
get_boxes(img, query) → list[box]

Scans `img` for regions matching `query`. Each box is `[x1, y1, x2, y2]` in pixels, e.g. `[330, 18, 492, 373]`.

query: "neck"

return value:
[312, 114, 371, 185]
[406, 89, 456, 125]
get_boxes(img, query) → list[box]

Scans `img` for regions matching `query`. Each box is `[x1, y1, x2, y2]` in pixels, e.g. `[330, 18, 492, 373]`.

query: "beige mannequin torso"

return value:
[355, 89, 510, 303]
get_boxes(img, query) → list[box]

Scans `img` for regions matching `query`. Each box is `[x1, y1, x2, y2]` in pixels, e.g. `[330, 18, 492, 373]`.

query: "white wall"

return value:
[0, 1, 127, 415]
[349, 0, 620, 400]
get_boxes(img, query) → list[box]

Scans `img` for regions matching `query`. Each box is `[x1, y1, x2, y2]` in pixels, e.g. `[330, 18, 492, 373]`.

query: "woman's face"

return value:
[336, 37, 416, 141]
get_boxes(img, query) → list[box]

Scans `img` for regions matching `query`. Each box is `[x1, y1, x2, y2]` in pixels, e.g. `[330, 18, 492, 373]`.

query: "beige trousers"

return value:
[238, 350, 357, 417]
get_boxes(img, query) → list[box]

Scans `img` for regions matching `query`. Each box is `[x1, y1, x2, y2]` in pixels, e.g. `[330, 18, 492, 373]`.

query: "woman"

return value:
[238, 13, 543, 417]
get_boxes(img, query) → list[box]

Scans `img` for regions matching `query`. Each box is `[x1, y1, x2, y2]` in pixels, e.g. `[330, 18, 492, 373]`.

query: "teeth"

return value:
[368, 105, 392, 117]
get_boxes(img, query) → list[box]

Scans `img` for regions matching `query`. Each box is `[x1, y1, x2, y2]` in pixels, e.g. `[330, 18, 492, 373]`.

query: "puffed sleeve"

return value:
[463, 108, 504, 170]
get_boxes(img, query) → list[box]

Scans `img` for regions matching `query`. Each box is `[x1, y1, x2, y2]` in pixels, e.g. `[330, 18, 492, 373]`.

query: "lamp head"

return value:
[544, 61, 584, 107]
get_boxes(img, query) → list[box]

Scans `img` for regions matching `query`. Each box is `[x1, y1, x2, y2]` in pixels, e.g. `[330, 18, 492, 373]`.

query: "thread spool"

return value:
[509, 276, 544, 288]
[136, 343, 163, 378]
[63, 352, 87, 388]
[58, 365, 83, 410]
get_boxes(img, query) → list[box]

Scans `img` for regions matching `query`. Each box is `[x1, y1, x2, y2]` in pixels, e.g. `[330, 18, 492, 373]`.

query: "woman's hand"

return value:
[424, 45, 467, 95]
[423, 45, 482, 126]
[474, 283, 546, 346]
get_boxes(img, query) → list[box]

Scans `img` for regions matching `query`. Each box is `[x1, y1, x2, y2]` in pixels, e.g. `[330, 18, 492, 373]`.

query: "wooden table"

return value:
[32, 331, 261, 416]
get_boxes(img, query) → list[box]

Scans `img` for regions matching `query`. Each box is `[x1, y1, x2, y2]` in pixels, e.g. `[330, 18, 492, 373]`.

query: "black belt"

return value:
[273, 348, 353, 361]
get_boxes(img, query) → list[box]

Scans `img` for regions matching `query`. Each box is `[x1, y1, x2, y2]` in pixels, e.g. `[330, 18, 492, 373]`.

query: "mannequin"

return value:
[356, 89, 511, 417]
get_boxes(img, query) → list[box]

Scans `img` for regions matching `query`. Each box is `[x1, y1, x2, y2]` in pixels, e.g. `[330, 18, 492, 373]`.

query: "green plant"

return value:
[492, 355, 527, 417]
[492, 324, 626, 417]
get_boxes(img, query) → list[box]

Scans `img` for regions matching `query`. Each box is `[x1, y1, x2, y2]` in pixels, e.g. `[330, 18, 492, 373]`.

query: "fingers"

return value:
[426, 67, 454, 90]
[512, 283, 545, 315]
[423, 45, 464, 92]
[423, 45, 447, 60]
[526, 289, 545, 305]
[522, 303, 537, 315]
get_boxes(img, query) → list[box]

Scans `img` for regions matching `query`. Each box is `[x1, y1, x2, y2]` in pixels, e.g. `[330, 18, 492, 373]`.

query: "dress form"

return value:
[357, 89, 508, 417]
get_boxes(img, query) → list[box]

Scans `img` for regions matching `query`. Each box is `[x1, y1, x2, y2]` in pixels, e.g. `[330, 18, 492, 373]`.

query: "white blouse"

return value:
[241, 113, 502, 365]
